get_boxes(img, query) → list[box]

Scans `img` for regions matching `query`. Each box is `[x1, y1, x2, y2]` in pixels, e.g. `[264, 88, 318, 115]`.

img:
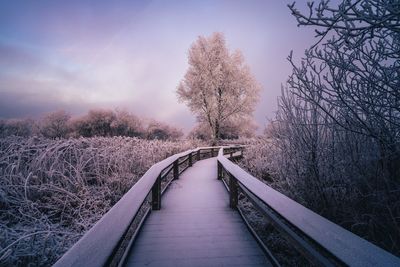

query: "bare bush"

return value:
[0, 136, 203, 266]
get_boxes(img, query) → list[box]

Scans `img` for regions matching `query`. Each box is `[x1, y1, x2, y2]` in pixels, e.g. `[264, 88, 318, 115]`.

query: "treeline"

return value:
[0, 109, 183, 140]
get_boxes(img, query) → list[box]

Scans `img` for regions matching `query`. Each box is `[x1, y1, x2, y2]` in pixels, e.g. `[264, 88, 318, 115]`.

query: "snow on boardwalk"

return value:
[124, 157, 271, 267]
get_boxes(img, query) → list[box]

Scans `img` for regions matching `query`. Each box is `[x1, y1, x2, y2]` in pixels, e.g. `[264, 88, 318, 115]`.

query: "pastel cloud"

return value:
[0, 0, 315, 132]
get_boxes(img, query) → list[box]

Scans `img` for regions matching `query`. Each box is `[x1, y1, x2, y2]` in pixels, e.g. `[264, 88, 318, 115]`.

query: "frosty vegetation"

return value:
[242, 0, 400, 257]
[0, 136, 203, 266]
[177, 32, 260, 142]
[1, 1, 398, 266]
[0, 109, 183, 141]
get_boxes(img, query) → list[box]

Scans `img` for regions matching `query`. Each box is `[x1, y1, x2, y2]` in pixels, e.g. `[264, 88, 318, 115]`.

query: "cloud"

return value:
[0, 1, 316, 133]
[0, 86, 86, 119]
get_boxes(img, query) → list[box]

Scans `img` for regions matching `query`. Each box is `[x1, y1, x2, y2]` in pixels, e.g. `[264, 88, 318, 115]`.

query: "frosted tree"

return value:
[287, 0, 400, 181]
[177, 32, 260, 141]
[266, 0, 400, 253]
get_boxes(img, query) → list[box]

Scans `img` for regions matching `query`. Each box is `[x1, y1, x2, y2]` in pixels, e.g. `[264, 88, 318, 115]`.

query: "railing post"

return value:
[152, 174, 161, 210]
[217, 161, 222, 180]
[173, 160, 179, 180]
[197, 150, 200, 161]
[211, 148, 215, 157]
[189, 153, 192, 167]
[230, 149, 233, 158]
[229, 173, 238, 209]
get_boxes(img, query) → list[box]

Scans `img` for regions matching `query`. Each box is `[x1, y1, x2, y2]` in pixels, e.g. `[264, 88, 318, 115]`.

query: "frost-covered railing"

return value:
[54, 146, 242, 267]
[217, 148, 400, 267]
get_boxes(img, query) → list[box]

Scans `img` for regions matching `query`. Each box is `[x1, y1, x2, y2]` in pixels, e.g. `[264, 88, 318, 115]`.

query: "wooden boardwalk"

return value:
[124, 157, 271, 267]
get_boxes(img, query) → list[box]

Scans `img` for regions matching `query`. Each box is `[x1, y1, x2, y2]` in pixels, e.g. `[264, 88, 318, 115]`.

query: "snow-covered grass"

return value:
[239, 137, 400, 260]
[0, 136, 203, 266]
[238, 198, 309, 266]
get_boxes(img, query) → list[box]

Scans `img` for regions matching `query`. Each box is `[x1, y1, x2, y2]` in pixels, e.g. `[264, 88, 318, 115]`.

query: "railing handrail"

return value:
[217, 148, 400, 267]
[54, 145, 241, 267]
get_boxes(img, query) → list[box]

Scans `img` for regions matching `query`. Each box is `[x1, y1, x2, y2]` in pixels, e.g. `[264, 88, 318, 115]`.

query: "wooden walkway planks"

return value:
[124, 158, 272, 267]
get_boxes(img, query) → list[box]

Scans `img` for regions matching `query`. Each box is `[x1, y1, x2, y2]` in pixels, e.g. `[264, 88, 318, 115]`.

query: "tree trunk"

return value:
[214, 119, 220, 141]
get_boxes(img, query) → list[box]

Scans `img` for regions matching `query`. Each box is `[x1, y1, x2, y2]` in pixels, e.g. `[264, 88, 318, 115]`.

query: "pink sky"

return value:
[0, 0, 316, 132]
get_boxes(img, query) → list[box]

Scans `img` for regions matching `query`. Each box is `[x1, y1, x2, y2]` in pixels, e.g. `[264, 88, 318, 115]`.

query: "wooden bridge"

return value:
[54, 147, 400, 267]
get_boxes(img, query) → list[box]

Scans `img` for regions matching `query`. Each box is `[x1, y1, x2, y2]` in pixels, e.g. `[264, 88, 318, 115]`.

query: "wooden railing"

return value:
[54, 146, 243, 267]
[217, 147, 400, 267]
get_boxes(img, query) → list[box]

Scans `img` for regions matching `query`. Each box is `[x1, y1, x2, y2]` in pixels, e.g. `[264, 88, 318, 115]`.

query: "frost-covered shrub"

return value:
[0, 118, 35, 137]
[39, 110, 71, 139]
[146, 120, 183, 141]
[238, 0, 400, 258]
[240, 132, 400, 257]
[1, 109, 184, 140]
[0, 136, 204, 266]
[111, 110, 144, 137]
[188, 120, 257, 141]
[70, 109, 116, 137]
